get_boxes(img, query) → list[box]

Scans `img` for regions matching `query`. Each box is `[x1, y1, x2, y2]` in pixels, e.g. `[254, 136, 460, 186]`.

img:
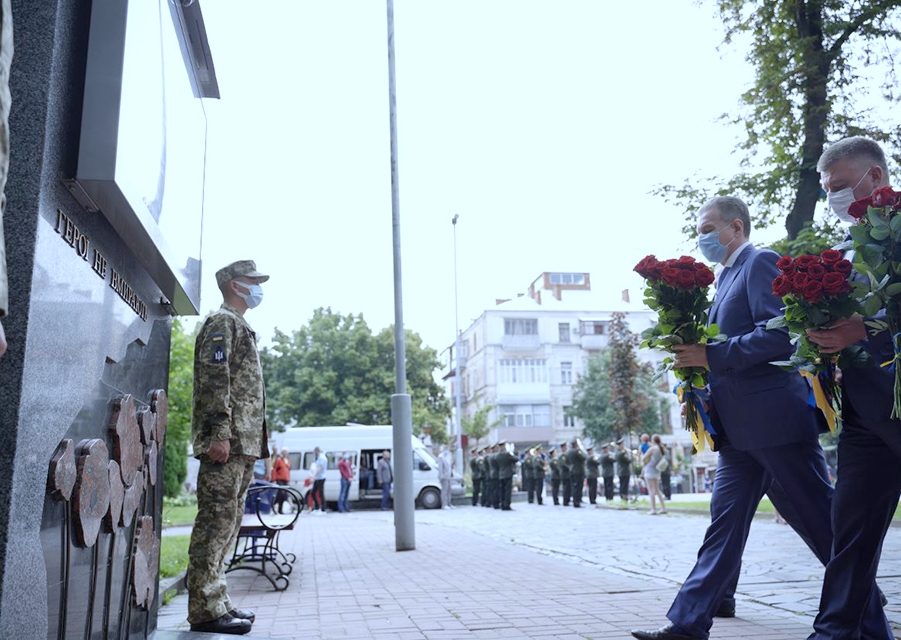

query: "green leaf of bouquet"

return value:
[766, 316, 788, 330]
[870, 212, 890, 230]
[849, 225, 872, 244]
[863, 294, 883, 317]
[705, 324, 721, 337]
[886, 283, 901, 297]
[870, 227, 891, 241]
[865, 319, 889, 335]
[890, 214, 901, 236]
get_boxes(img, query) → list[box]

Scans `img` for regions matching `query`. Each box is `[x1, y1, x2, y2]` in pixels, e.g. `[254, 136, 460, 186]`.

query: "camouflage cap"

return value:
[215, 260, 270, 288]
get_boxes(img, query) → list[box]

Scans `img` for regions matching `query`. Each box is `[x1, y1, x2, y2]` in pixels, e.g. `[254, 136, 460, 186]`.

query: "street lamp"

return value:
[452, 215, 463, 473]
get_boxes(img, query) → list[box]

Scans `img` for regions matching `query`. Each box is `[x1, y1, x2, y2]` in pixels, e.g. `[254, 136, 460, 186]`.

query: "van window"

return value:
[302, 451, 352, 471]
[414, 451, 431, 471]
[287, 452, 302, 471]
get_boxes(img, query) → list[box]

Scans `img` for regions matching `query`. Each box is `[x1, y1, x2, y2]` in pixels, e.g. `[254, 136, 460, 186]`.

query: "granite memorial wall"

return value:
[0, 1, 216, 637]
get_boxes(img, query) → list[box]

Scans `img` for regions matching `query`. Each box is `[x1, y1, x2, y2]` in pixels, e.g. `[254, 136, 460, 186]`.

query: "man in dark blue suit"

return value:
[807, 136, 900, 640]
[631, 196, 891, 640]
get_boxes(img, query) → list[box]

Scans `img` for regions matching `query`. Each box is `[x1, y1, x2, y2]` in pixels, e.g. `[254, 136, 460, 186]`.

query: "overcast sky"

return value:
[194, 1, 788, 355]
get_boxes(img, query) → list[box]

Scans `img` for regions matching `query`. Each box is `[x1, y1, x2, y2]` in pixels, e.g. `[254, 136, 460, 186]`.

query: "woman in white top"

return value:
[641, 435, 668, 515]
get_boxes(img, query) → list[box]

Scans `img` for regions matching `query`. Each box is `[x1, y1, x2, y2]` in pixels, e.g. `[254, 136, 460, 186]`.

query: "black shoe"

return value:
[229, 608, 256, 623]
[631, 623, 702, 640]
[713, 601, 735, 618]
[190, 613, 252, 635]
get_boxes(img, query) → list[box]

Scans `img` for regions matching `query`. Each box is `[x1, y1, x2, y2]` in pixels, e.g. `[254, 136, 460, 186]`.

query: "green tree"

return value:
[607, 312, 650, 436]
[164, 318, 196, 498]
[461, 402, 502, 450]
[260, 308, 451, 437]
[656, 1, 901, 240]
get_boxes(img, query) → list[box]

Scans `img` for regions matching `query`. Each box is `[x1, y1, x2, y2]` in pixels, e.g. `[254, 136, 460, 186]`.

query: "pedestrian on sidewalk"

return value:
[377, 450, 393, 510]
[271, 448, 291, 514]
[436, 446, 453, 509]
[310, 447, 327, 514]
[337, 452, 353, 512]
[641, 435, 668, 515]
[186, 259, 270, 636]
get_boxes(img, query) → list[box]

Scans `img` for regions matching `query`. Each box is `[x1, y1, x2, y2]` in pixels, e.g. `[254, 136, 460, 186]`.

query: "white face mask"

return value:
[826, 169, 870, 224]
[234, 281, 264, 309]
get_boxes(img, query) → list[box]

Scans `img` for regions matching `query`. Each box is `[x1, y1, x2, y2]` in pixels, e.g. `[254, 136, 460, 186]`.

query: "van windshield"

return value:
[416, 447, 438, 467]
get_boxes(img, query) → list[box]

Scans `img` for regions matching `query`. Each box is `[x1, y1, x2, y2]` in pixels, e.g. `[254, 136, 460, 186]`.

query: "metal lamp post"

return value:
[452, 215, 463, 474]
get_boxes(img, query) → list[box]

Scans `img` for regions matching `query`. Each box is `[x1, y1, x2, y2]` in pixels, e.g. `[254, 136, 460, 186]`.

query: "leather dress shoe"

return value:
[631, 623, 703, 640]
[189, 613, 252, 635]
[714, 600, 735, 618]
[230, 608, 256, 623]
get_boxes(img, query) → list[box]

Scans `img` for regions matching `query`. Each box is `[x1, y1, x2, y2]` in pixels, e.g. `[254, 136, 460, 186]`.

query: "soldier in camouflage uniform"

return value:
[615, 438, 632, 501]
[487, 443, 500, 509]
[548, 449, 560, 505]
[522, 449, 535, 503]
[496, 442, 518, 511]
[186, 260, 271, 635]
[558, 441, 572, 507]
[567, 438, 586, 508]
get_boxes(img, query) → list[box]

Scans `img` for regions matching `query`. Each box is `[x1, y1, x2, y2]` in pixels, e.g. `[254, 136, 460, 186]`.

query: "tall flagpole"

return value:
[386, 0, 414, 551]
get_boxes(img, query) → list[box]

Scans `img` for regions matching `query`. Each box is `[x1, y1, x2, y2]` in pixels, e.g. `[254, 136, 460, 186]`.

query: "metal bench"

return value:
[226, 483, 303, 590]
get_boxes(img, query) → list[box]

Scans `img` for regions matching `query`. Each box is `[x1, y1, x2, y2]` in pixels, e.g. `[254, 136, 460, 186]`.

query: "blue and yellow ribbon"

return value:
[879, 332, 901, 372]
[675, 384, 716, 453]
[799, 369, 838, 434]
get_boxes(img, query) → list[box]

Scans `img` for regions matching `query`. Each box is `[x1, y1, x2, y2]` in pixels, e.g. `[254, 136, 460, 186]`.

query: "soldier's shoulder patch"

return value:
[210, 333, 227, 364]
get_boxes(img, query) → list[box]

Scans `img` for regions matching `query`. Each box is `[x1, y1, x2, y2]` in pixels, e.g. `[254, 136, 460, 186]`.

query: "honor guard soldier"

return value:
[615, 439, 632, 501]
[567, 438, 587, 508]
[548, 449, 561, 505]
[487, 443, 500, 509]
[532, 447, 546, 505]
[479, 449, 491, 507]
[469, 448, 483, 506]
[585, 446, 600, 505]
[497, 441, 518, 510]
[522, 448, 536, 503]
[600, 443, 616, 503]
[558, 441, 572, 506]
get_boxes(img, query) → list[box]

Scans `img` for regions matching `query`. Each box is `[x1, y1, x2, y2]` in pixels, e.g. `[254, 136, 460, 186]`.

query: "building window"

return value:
[558, 323, 571, 343]
[499, 404, 551, 427]
[504, 318, 538, 336]
[473, 334, 477, 352]
[563, 408, 576, 428]
[581, 321, 606, 335]
[498, 359, 548, 384]
[549, 272, 585, 285]
[561, 362, 573, 385]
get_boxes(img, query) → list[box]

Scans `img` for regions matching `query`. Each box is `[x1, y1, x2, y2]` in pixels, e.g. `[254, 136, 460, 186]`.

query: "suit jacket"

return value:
[705, 246, 822, 450]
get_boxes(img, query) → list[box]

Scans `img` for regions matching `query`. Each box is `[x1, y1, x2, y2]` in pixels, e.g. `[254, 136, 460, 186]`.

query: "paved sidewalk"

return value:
[154, 501, 880, 639]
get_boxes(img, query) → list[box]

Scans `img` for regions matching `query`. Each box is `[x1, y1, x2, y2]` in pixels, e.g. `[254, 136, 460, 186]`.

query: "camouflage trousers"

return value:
[187, 454, 255, 624]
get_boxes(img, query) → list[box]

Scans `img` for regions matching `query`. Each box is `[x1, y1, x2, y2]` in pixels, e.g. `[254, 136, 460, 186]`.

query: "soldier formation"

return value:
[469, 437, 640, 510]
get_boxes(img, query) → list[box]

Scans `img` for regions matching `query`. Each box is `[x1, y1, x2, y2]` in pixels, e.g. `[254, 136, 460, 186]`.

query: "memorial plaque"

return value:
[131, 516, 159, 609]
[72, 439, 111, 548]
[47, 439, 76, 502]
[109, 395, 142, 486]
[105, 460, 124, 533]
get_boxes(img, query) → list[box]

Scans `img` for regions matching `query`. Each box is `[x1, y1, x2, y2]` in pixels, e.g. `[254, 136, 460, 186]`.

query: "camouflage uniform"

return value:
[600, 448, 616, 501]
[188, 283, 269, 623]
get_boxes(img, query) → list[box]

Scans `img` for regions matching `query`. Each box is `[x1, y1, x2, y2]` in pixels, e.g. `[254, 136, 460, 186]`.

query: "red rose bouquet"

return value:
[634, 255, 722, 452]
[766, 250, 866, 430]
[845, 186, 901, 418]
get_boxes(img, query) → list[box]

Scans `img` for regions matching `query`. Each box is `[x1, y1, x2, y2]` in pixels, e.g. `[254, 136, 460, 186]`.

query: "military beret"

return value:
[216, 260, 270, 289]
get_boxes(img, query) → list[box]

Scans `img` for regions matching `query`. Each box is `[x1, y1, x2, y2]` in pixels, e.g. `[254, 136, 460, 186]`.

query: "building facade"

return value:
[446, 272, 685, 450]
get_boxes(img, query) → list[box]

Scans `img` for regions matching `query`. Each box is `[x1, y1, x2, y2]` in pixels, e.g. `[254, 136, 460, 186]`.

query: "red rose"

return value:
[834, 260, 853, 276]
[661, 267, 681, 286]
[822, 272, 850, 295]
[794, 255, 818, 271]
[870, 186, 901, 209]
[634, 255, 660, 279]
[820, 249, 842, 265]
[848, 199, 869, 220]
[792, 273, 810, 294]
[676, 269, 696, 289]
[775, 255, 795, 272]
[676, 256, 696, 266]
[772, 275, 792, 297]
[807, 264, 826, 279]
[802, 280, 824, 303]
[695, 268, 715, 287]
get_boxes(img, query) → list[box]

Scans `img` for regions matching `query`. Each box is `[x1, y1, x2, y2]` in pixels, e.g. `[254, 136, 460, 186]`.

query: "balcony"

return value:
[495, 426, 555, 445]
[502, 334, 541, 351]
[580, 334, 607, 351]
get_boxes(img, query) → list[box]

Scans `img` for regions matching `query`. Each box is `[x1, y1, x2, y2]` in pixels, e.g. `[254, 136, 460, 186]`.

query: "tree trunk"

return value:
[786, 0, 830, 239]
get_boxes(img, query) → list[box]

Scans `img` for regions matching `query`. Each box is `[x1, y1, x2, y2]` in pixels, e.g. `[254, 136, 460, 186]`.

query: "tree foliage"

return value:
[260, 308, 451, 439]
[462, 402, 502, 449]
[164, 318, 195, 498]
[569, 316, 666, 444]
[656, 1, 901, 240]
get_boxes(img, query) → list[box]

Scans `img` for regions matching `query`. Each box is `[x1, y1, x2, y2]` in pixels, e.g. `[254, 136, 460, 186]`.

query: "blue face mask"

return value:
[235, 282, 264, 309]
[698, 225, 737, 263]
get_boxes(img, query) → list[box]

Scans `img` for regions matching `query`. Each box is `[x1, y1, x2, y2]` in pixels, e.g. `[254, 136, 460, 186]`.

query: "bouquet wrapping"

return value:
[634, 255, 722, 452]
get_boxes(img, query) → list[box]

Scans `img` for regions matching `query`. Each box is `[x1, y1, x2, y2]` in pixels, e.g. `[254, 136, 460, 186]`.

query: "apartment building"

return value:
[445, 272, 684, 449]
